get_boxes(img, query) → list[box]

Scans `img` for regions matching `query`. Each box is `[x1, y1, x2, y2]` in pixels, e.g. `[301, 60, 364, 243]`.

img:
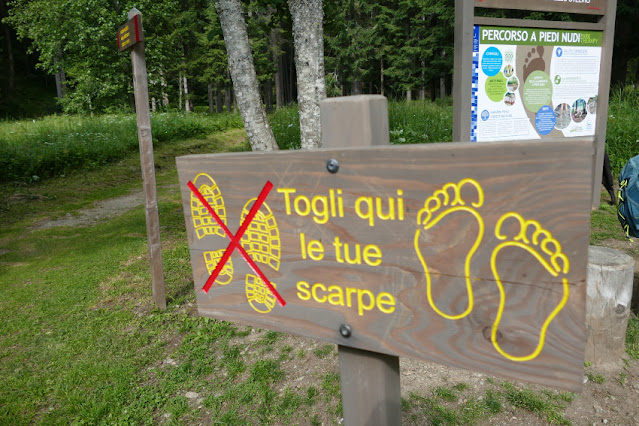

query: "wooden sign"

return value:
[474, 0, 607, 15]
[117, 14, 143, 51]
[177, 138, 592, 391]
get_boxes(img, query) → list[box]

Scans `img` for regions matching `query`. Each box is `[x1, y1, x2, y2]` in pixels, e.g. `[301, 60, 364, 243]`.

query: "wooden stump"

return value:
[586, 246, 634, 365]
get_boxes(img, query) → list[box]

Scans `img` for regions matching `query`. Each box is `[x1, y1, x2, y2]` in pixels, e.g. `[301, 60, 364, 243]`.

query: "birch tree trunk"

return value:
[183, 75, 192, 112]
[288, 0, 326, 150]
[215, 0, 279, 151]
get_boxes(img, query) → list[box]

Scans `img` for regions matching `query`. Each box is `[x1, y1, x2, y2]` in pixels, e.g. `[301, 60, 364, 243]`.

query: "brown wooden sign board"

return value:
[177, 138, 592, 391]
[117, 14, 143, 52]
[474, 0, 607, 15]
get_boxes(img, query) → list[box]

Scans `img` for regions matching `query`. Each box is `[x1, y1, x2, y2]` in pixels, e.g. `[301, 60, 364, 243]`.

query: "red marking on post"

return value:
[133, 15, 140, 42]
[187, 180, 286, 307]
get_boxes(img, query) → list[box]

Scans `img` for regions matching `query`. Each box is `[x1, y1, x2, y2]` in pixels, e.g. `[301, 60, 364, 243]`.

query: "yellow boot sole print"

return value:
[190, 173, 233, 286]
[490, 212, 570, 362]
[240, 197, 281, 314]
[414, 179, 485, 320]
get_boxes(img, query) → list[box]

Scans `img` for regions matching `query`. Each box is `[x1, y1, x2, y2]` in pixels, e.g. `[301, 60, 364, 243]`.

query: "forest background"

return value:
[1, 0, 638, 119]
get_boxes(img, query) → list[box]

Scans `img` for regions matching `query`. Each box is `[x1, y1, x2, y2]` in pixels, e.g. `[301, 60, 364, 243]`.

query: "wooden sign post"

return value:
[321, 96, 401, 425]
[453, 0, 617, 208]
[177, 94, 594, 426]
[119, 8, 166, 309]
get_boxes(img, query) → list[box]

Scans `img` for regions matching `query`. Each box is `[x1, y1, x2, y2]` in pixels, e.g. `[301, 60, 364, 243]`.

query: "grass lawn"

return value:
[0, 129, 342, 425]
[2, 102, 639, 424]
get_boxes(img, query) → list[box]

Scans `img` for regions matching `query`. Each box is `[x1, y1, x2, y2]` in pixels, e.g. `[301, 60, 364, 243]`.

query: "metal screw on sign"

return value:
[339, 324, 352, 338]
[326, 158, 339, 174]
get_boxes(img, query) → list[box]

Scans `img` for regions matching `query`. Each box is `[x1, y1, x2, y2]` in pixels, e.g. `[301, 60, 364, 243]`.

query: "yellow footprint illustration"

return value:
[490, 212, 570, 362]
[240, 198, 281, 314]
[190, 173, 233, 286]
[414, 179, 485, 320]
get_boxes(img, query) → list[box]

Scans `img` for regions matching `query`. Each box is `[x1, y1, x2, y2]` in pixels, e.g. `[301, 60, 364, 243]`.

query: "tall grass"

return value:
[389, 98, 453, 144]
[269, 98, 454, 150]
[605, 87, 639, 176]
[0, 112, 243, 183]
[2, 92, 636, 184]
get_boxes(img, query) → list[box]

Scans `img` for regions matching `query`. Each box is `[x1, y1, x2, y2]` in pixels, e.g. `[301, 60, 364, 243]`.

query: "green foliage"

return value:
[626, 317, 639, 359]
[605, 87, 639, 176]
[269, 104, 301, 150]
[0, 111, 243, 183]
[389, 99, 453, 144]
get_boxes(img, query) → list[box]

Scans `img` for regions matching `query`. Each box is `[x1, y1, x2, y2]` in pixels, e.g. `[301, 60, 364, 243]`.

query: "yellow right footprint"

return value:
[240, 198, 281, 314]
[490, 212, 570, 362]
[414, 179, 485, 320]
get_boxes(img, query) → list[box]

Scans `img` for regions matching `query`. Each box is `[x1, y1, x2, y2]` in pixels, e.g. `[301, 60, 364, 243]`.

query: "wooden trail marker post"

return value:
[453, 0, 617, 209]
[177, 95, 593, 424]
[118, 8, 166, 309]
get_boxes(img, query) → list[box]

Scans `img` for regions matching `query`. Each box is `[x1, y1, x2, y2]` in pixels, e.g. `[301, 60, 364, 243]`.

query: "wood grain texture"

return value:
[177, 138, 593, 391]
[129, 9, 165, 310]
[474, 0, 607, 15]
[474, 17, 605, 31]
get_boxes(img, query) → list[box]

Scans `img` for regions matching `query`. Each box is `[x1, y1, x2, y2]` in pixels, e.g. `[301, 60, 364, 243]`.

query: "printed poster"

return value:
[471, 25, 603, 142]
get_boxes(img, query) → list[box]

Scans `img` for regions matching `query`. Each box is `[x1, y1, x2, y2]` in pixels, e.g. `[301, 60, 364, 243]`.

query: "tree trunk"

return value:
[215, 0, 279, 151]
[208, 83, 214, 112]
[55, 67, 66, 99]
[270, 26, 284, 109]
[184, 75, 192, 112]
[288, 0, 326, 149]
[380, 57, 384, 97]
[440, 50, 447, 99]
[264, 79, 273, 113]
[216, 85, 224, 113]
[0, 0, 15, 95]
[406, 89, 412, 101]
[420, 60, 426, 100]
[179, 75, 183, 111]
[288, 47, 296, 104]
[351, 79, 362, 95]
[161, 72, 169, 108]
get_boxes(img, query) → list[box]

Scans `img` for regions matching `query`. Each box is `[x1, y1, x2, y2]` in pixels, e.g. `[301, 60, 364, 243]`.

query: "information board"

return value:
[472, 26, 603, 142]
[178, 138, 593, 390]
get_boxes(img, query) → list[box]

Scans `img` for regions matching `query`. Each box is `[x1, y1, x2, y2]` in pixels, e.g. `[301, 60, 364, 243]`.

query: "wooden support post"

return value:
[586, 245, 634, 365]
[452, 0, 474, 142]
[320, 95, 401, 426]
[128, 8, 166, 309]
[592, 0, 618, 209]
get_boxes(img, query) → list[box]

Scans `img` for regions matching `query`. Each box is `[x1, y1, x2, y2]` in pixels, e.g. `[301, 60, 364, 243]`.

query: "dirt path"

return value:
[32, 190, 146, 229]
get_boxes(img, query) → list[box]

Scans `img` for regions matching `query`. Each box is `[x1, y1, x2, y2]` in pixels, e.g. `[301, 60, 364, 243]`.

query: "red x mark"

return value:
[188, 180, 286, 307]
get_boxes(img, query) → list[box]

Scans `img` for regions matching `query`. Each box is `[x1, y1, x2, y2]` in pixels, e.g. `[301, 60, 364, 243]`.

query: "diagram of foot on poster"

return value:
[471, 26, 602, 142]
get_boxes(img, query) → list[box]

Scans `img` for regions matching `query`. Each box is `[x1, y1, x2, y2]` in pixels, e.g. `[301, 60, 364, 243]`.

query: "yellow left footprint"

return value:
[414, 179, 485, 320]
[190, 173, 233, 286]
